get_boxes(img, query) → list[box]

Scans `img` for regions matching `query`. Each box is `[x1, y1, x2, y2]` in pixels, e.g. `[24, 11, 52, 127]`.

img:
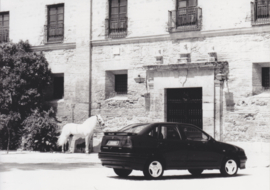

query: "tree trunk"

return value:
[7, 128, 10, 154]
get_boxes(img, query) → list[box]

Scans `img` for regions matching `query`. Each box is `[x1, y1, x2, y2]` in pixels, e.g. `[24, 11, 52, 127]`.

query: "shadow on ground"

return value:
[108, 173, 250, 181]
[0, 162, 102, 172]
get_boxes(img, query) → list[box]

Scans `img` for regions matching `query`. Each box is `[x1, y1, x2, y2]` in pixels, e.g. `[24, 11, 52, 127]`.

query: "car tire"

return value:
[220, 158, 238, 176]
[188, 169, 204, 176]
[143, 159, 164, 179]
[113, 168, 132, 177]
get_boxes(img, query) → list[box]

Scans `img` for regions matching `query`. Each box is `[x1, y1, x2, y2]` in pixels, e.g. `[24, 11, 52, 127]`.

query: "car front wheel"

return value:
[113, 168, 132, 177]
[143, 159, 164, 179]
[188, 169, 204, 176]
[220, 158, 238, 176]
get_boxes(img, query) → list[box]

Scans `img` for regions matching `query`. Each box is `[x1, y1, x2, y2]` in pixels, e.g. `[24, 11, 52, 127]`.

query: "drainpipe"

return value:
[89, 0, 93, 117]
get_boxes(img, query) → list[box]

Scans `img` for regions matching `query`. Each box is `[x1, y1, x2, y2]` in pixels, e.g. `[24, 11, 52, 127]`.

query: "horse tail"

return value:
[57, 125, 70, 146]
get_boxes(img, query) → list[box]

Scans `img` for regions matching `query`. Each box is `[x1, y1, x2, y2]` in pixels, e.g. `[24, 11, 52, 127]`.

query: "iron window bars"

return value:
[168, 0, 202, 33]
[105, 0, 127, 39]
[0, 12, 9, 43]
[44, 4, 64, 43]
[251, 0, 270, 25]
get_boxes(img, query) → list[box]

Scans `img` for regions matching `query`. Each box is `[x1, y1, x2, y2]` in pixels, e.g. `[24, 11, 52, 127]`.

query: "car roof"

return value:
[148, 122, 197, 126]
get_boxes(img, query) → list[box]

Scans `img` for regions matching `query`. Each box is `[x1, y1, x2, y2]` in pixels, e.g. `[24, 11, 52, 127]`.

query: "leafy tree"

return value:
[0, 40, 52, 152]
[21, 108, 60, 152]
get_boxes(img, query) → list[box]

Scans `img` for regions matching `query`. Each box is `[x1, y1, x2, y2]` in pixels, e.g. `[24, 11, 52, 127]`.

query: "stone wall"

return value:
[1, 0, 92, 125]
[92, 33, 270, 142]
[1, 0, 77, 46]
[92, 0, 253, 41]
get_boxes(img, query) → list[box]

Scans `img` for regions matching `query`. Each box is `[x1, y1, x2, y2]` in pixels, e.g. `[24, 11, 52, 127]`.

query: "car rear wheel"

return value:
[188, 169, 204, 176]
[220, 158, 238, 176]
[113, 168, 132, 177]
[143, 159, 164, 179]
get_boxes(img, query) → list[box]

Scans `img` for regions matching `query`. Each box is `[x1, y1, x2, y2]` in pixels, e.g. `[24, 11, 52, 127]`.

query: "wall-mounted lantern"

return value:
[134, 75, 145, 83]
[208, 46, 217, 62]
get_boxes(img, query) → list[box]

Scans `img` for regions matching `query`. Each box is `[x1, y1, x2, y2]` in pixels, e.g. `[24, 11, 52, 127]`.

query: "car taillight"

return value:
[123, 137, 132, 148]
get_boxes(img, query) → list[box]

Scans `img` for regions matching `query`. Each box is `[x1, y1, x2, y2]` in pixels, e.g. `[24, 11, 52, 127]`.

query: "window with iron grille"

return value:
[53, 75, 64, 99]
[257, 0, 270, 18]
[262, 67, 270, 89]
[168, 0, 202, 32]
[105, 0, 127, 39]
[115, 74, 127, 94]
[177, 0, 197, 26]
[46, 4, 64, 42]
[251, 0, 270, 25]
[0, 12, 9, 43]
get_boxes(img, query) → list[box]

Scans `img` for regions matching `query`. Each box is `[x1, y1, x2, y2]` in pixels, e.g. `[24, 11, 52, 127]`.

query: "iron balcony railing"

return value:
[0, 28, 9, 43]
[44, 23, 64, 43]
[105, 17, 128, 39]
[251, 1, 270, 25]
[168, 7, 202, 32]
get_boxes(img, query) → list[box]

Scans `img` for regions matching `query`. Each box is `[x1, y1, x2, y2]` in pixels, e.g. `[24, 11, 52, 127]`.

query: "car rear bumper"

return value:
[98, 152, 148, 171]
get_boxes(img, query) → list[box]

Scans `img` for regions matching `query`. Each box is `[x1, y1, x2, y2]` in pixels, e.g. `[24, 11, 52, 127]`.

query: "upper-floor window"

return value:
[251, 0, 270, 25]
[168, 0, 202, 32]
[45, 4, 64, 43]
[105, 0, 127, 39]
[262, 67, 270, 89]
[0, 12, 9, 43]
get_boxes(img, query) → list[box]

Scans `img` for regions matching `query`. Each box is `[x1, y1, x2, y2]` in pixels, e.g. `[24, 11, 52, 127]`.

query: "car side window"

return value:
[148, 127, 159, 139]
[160, 125, 181, 140]
[182, 125, 208, 141]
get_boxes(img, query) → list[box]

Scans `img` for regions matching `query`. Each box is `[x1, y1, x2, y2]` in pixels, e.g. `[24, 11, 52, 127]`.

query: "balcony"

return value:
[0, 28, 9, 43]
[168, 7, 202, 33]
[44, 23, 64, 43]
[251, 2, 270, 26]
[105, 17, 128, 39]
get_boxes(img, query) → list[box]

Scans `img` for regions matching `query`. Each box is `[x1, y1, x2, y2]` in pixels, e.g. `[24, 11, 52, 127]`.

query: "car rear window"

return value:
[119, 123, 149, 133]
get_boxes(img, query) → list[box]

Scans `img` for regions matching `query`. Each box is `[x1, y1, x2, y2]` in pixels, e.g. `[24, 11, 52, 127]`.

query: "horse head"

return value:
[96, 114, 105, 127]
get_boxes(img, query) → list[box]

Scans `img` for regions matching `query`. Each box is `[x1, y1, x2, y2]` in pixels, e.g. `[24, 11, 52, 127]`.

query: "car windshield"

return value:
[119, 123, 149, 133]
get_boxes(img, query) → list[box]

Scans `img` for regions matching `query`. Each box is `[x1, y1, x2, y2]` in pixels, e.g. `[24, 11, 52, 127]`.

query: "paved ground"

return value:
[0, 151, 269, 190]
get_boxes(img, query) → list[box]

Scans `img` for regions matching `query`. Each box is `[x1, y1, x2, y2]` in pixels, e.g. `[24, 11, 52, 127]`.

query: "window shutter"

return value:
[105, 18, 109, 38]
[172, 10, 177, 28]
[44, 25, 48, 43]
[251, 2, 256, 23]
[168, 11, 172, 31]
[197, 7, 202, 29]
[47, 4, 64, 42]
[168, 10, 177, 32]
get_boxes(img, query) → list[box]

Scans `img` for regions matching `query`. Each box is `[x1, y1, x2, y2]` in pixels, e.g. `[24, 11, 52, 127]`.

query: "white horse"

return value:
[57, 115, 105, 153]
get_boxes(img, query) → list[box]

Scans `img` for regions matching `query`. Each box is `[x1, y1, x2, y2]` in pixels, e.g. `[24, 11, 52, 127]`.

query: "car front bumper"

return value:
[239, 155, 247, 169]
[98, 152, 148, 171]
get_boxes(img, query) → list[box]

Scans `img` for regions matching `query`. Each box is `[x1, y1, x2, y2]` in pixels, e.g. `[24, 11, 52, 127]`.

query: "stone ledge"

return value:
[31, 42, 76, 52]
[91, 25, 270, 47]
[143, 61, 228, 71]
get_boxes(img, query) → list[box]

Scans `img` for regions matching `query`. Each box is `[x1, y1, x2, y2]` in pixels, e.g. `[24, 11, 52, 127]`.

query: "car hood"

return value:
[214, 141, 244, 152]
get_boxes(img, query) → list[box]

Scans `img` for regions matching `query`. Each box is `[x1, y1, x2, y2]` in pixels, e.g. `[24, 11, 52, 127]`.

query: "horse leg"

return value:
[85, 135, 91, 154]
[69, 135, 74, 153]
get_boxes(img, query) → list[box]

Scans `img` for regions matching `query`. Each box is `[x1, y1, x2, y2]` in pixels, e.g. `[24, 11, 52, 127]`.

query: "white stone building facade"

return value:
[1, 0, 269, 153]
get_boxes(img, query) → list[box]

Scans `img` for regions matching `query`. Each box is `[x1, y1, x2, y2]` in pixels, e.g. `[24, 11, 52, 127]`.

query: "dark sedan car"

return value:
[98, 122, 247, 179]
